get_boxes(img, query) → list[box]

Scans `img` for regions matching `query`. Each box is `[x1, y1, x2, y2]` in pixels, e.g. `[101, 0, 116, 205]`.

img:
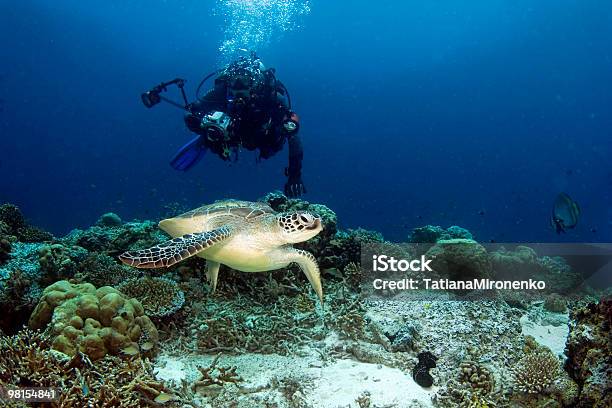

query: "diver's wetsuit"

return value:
[184, 78, 303, 186]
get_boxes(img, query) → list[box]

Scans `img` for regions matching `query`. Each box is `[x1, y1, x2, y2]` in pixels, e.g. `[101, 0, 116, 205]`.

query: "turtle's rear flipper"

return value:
[119, 227, 231, 269]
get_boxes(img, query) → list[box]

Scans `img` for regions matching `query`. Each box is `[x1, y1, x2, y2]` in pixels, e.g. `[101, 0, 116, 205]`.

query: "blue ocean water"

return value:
[1, 0, 611, 243]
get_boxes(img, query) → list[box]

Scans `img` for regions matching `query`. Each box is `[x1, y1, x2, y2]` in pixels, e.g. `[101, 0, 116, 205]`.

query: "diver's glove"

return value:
[284, 172, 306, 198]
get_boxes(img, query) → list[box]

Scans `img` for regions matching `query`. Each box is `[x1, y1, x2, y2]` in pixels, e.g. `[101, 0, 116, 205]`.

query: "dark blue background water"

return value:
[1, 0, 611, 242]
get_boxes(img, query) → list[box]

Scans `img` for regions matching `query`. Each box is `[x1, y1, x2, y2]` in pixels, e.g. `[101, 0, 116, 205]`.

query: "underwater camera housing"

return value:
[201, 111, 232, 142]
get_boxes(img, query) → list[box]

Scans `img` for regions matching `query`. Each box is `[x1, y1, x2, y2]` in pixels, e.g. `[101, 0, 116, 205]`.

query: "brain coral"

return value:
[425, 239, 492, 281]
[28, 280, 158, 360]
[117, 276, 185, 318]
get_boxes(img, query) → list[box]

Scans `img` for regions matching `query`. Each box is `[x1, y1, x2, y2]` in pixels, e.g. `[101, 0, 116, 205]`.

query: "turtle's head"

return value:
[277, 212, 322, 243]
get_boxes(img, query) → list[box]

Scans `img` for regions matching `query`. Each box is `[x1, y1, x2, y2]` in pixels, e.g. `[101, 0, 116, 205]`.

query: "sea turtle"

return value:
[118, 200, 324, 302]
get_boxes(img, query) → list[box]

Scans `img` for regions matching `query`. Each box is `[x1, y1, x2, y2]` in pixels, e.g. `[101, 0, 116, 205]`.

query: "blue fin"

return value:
[170, 136, 207, 171]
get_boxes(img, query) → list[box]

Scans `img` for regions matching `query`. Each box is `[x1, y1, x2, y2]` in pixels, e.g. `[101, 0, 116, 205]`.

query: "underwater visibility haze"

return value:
[0, 1, 611, 408]
[1, 0, 611, 242]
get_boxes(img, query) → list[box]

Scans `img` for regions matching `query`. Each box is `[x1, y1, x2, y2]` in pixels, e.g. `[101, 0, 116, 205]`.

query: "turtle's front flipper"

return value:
[288, 249, 323, 304]
[206, 261, 221, 293]
[119, 227, 231, 269]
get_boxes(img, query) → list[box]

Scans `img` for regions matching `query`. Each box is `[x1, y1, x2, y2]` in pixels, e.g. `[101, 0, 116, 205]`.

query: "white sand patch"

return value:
[520, 313, 569, 358]
[154, 351, 435, 407]
[306, 359, 434, 408]
[154, 355, 188, 387]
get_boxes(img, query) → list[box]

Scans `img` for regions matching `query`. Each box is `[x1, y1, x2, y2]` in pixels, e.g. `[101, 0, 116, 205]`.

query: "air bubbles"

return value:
[215, 0, 310, 63]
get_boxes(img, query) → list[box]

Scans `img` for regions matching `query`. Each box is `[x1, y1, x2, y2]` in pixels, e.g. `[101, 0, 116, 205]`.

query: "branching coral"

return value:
[117, 277, 185, 318]
[512, 350, 560, 394]
[0, 328, 175, 407]
[194, 353, 243, 388]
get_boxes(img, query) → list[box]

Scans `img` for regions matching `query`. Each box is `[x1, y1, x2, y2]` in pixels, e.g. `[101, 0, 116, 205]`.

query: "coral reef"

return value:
[75, 252, 139, 287]
[96, 212, 123, 227]
[0, 328, 174, 406]
[490, 246, 581, 293]
[512, 349, 561, 394]
[458, 361, 495, 395]
[544, 293, 568, 313]
[565, 299, 612, 407]
[409, 224, 473, 244]
[38, 243, 86, 282]
[63, 219, 166, 254]
[29, 280, 158, 360]
[0, 237, 10, 264]
[425, 239, 492, 283]
[117, 276, 185, 319]
[0, 203, 53, 242]
[192, 353, 243, 398]
[0, 203, 26, 234]
[0, 268, 41, 333]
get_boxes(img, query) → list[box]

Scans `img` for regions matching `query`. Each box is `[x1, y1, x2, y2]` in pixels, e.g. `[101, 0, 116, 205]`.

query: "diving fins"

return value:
[170, 135, 207, 171]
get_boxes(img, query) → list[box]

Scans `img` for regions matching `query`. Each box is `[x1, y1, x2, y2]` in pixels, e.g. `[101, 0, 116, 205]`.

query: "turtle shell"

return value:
[159, 200, 275, 237]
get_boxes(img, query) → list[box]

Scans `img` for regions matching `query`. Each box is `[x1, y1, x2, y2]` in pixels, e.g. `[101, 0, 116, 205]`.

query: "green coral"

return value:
[117, 277, 185, 318]
[425, 239, 492, 282]
[409, 225, 473, 243]
[28, 280, 158, 360]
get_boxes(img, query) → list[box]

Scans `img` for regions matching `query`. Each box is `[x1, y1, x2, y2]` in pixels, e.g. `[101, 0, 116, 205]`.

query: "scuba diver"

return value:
[140, 52, 306, 197]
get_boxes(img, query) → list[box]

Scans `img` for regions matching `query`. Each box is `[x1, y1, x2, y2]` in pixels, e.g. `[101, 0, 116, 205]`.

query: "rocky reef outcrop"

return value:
[565, 299, 611, 407]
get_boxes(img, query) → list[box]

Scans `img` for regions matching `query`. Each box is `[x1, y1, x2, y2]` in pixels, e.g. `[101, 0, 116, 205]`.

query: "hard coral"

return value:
[96, 212, 123, 227]
[0, 203, 53, 242]
[565, 299, 612, 407]
[458, 361, 495, 395]
[38, 243, 82, 282]
[117, 276, 185, 318]
[28, 280, 158, 360]
[75, 252, 139, 287]
[18, 225, 54, 243]
[0, 328, 173, 407]
[0, 238, 11, 264]
[65, 220, 165, 253]
[409, 225, 473, 244]
[0, 203, 25, 233]
[425, 239, 492, 282]
[544, 293, 568, 313]
[512, 350, 561, 394]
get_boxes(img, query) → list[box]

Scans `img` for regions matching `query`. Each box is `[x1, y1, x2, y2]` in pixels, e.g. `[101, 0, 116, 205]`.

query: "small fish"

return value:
[551, 193, 581, 234]
[141, 341, 154, 352]
[154, 392, 175, 404]
[121, 344, 140, 356]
